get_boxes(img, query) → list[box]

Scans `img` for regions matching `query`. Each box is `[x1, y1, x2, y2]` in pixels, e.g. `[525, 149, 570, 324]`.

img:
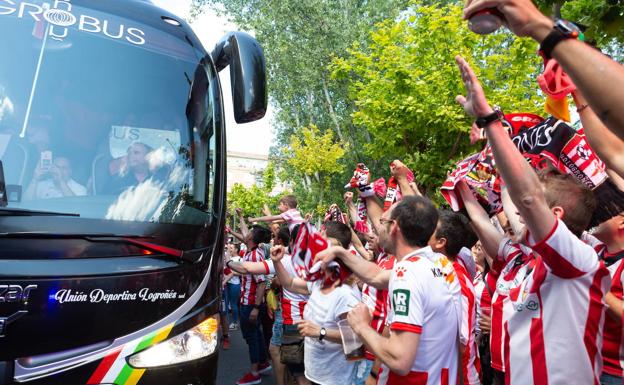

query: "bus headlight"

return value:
[128, 316, 219, 368]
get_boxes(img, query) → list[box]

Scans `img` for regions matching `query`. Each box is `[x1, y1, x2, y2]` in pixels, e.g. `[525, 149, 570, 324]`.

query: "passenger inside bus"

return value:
[24, 156, 87, 200]
[103, 141, 169, 194]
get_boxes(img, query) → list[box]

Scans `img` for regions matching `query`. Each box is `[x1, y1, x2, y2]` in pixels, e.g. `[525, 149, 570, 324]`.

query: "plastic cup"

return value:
[337, 319, 365, 361]
[468, 8, 504, 35]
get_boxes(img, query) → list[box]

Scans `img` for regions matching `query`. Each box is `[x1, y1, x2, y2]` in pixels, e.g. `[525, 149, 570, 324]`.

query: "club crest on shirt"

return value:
[395, 266, 407, 280]
[392, 289, 410, 316]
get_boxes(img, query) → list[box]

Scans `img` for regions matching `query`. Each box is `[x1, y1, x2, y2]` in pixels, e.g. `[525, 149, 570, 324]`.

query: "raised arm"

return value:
[316, 246, 390, 289]
[572, 90, 624, 179]
[464, 0, 624, 139]
[344, 192, 361, 226]
[248, 214, 284, 223]
[391, 159, 421, 197]
[456, 180, 501, 267]
[350, 227, 373, 261]
[500, 186, 524, 240]
[226, 259, 270, 275]
[456, 56, 554, 242]
[269, 246, 310, 295]
[364, 195, 384, 235]
[235, 208, 250, 240]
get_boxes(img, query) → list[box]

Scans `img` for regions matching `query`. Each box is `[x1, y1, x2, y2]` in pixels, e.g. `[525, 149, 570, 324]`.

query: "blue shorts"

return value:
[270, 308, 283, 346]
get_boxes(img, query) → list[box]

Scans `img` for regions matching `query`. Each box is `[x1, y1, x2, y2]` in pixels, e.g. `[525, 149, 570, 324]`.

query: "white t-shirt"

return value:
[36, 178, 86, 199]
[380, 247, 459, 385]
[227, 256, 241, 285]
[303, 280, 361, 385]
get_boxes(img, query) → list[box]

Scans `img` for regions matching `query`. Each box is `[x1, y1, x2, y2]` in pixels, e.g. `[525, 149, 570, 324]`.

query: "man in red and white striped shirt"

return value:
[585, 217, 624, 384]
[236, 225, 273, 385]
[361, 251, 396, 382]
[455, 56, 609, 385]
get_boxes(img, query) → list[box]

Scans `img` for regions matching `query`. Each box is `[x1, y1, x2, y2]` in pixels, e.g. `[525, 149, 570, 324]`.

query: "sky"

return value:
[151, 0, 274, 156]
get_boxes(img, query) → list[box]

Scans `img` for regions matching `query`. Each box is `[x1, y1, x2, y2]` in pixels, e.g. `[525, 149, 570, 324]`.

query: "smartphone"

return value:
[40, 150, 53, 171]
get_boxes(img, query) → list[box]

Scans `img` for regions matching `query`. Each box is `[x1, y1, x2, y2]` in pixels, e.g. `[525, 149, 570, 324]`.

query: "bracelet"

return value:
[576, 104, 589, 113]
[369, 370, 378, 380]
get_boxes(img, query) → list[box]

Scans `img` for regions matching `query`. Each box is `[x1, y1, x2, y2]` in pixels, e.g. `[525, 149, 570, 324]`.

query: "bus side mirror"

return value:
[211, 32, 267, 124]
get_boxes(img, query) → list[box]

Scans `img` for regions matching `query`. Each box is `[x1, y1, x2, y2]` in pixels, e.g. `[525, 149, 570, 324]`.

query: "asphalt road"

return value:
[217, 327, 277, 385]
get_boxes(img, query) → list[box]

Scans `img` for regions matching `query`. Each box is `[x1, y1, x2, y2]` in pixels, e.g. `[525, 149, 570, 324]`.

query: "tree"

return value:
[282, 124, 347, 215]
[331, 2, 543, 197]
[534, 0, 624, 48]
[192, 0, 410, 160]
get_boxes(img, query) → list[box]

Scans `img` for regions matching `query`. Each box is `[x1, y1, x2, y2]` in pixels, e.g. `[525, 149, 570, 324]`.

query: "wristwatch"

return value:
[475, 106, 504, 129]
[318, 327, 327, 342]
[539, 19, 584, 59]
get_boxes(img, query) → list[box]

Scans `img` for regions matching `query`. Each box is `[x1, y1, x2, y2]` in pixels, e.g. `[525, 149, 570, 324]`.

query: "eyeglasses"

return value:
[379, 218, 395, 226]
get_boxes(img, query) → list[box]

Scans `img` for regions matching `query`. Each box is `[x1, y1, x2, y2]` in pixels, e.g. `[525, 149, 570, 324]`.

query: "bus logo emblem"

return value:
[43, 8, 76, 27]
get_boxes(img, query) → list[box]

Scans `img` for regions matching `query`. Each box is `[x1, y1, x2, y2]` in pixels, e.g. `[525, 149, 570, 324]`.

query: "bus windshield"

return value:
[0, 1, 217, 226]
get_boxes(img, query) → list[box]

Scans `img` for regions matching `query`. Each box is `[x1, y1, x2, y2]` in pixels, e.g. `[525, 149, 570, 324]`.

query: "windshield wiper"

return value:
[0, 208, 79, 217]
[0, 232, 189, 260]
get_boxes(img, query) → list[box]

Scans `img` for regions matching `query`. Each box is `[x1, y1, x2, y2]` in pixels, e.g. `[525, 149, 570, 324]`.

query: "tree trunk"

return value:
[294, 106, 301, 128]
[449, 132, 463, 159]
[306, 92, 315, 124]
[321, 75, 345, 142]
[552, 2, 562, 18]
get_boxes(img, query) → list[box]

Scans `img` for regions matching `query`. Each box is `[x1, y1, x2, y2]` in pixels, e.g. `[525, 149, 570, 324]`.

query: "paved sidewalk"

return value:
[217, 327, 277, 385]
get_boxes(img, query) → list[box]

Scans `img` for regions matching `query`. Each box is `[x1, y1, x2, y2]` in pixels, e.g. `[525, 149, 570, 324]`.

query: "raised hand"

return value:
[390, 159, 409, 178]
[344, 191, 354, 205]
[455, 55, 493, 118]
[270, 245, 286, 262]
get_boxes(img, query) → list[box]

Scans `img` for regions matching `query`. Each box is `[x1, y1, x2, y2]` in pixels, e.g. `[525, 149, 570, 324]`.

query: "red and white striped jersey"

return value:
[280, 208, 304, 233]
[491, 219, 609, 385]
[473, 272, 492, 337]
[261, 255, 309, 325]
[361, 253, 395, 360]
[602, 250, 624, 378]
[582, 233, 624, 377]
[453, 259, 481, 385]
[240, 247, 266, 306]
[380, 247, 459, 385]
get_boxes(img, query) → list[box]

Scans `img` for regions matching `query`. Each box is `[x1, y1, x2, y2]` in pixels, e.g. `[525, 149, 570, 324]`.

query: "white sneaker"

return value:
[229, 323, 239, 331]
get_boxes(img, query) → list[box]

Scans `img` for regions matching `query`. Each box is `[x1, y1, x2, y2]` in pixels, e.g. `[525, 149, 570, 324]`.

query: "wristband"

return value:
[369, 370, 378, 380]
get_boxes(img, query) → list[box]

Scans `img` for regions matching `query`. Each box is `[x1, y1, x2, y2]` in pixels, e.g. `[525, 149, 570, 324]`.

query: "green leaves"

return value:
[332, 2, 543, 200]
[286, 124, 346, 176]
[534, 0, 624, 49]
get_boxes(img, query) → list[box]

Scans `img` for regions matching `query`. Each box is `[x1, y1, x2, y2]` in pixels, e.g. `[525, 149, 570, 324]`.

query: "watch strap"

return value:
[539, 28, 567, 60]
[318, 327, 326, 341]
[475, 107, 503, 129]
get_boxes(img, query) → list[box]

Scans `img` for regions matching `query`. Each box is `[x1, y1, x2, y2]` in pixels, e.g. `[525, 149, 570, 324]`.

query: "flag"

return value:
[290, 222, 329, 282]
[290, 222, 351, 286]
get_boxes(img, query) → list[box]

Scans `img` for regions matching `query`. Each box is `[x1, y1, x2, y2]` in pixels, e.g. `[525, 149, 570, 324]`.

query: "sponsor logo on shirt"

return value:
[392, 289, 410, 316]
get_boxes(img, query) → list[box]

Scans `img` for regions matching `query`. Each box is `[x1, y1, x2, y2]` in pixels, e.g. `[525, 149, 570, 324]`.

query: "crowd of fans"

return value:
[220, 1, 624, 384]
